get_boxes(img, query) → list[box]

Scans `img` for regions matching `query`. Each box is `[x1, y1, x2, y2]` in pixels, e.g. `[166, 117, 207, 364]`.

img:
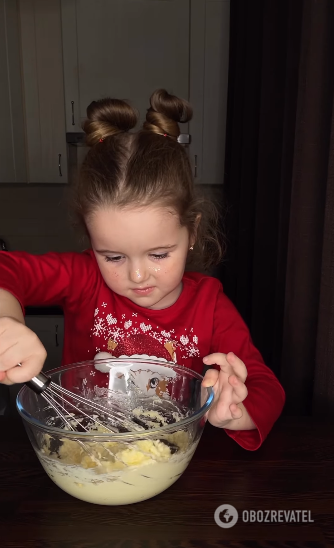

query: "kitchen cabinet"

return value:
[61, 0, 190, 132]
[0, 0, 27, 182]
[0, 0, 67, 184]
[61, 0, 230, 185]
[18, 0, 68, 183]
[190, 0, 230, 185]
[0, 0, 229, 186]
[24, 315, 65, 372]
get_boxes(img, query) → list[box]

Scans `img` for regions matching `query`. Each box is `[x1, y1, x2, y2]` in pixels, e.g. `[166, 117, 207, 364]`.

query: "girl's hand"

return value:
[0, 317, 47, 385]
[202, 352, 255, 430]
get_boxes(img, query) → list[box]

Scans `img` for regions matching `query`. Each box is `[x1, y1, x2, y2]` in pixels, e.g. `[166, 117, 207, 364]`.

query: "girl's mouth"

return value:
[132, 287, 155, 295]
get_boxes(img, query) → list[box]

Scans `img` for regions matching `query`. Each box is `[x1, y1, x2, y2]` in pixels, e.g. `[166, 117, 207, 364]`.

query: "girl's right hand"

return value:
[0, 316, 47, 384]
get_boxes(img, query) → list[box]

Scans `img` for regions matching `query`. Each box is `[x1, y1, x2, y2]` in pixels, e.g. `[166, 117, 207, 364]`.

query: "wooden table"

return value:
[1, 415, 333, 547]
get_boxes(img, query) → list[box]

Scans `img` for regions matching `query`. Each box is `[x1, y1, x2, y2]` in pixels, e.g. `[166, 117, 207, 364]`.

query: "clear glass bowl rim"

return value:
[16, 358, 215, 440]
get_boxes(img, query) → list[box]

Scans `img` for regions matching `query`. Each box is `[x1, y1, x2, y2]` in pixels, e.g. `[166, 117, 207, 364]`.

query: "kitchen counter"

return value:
[1, 415, 333, 547]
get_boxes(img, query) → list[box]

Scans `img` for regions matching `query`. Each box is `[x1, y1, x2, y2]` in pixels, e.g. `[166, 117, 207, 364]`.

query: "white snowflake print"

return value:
[151, 331, 164, 345]
[106, 314, 117, 325]
[109, 327, 123, 340]
[94, 308, 99, 317]
[190, 328, 193, 333]
[180, 335, 189, 346]
[140, 322, 152, 333]
[189, 346, 200, 357]
[93, 319, 105, 337]
[124, 320, 132, 329]
[161, 330, 171, 338]
[102, 302, 107, 308]
[122, 314, 126, 319]
[132, 312, 138, 317]
[90, 371, 96, 376]
[193, 335, 198, 344]
[95, 347, 100, 352]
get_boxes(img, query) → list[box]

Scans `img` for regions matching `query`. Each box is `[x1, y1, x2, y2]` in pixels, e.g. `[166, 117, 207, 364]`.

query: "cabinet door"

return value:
[0, 0, 27, 183]
[24, 315, 65, 372]
[62, 0, 230, 185]
[61, 0, 190, 133]
[190, 0, 230, 185]
[19, 0, 68, 183]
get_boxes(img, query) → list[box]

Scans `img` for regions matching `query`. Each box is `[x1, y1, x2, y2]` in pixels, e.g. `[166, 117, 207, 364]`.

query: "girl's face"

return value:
[88, 205, 193, 310]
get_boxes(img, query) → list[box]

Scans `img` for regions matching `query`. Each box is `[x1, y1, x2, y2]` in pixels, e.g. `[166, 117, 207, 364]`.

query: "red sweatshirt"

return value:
[0, 249, 285, 450]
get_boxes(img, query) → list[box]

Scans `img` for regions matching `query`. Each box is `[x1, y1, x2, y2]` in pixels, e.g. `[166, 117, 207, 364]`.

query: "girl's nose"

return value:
[129, 265, 149, 284]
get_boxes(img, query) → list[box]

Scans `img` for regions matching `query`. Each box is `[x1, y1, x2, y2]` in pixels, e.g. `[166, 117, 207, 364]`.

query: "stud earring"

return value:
[189, 245, 194, 250]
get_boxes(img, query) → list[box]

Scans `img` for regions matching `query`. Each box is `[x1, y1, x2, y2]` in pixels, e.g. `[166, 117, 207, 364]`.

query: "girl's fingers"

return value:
[202, 368, 219, 387]
[5, 356, 44, 384]
[203, 353, 227, 366]
[203, 352, 247, 383]
[0, 374, 14, 385]
[202, 365, 248, 402]
[229, 375, 248, 401]
[229, 403, 243, 420]
[0, 318, 47, 384]
[226, 352, 248, 383]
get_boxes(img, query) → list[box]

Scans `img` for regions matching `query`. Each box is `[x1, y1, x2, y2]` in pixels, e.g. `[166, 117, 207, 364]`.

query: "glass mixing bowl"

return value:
[16, 358, 214, 505]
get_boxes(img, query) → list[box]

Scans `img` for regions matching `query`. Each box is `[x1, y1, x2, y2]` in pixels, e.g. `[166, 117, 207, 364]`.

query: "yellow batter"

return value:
[38, 425, 196, 505]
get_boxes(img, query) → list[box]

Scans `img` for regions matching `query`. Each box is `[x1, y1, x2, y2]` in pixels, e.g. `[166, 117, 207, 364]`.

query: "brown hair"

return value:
[72, 89, 225, 270]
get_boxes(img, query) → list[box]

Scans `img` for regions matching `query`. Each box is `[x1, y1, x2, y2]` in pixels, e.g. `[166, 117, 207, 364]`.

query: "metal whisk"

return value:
[22, 370, 181, 463]
[26, 371, 145, 434]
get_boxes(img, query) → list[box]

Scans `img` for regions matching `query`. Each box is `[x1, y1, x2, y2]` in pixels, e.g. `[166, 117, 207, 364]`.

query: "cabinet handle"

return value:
[55, 325, 59, 347]
[194, 155, 198, 178]
[58, 154, 62, 177]
[71, 100, 75, 125]
[177, 133, 191, 145]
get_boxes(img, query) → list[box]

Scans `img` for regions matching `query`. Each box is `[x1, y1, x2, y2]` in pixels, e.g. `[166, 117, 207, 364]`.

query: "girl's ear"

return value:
[190, 213, 202, 247]
[195, 213, 202, 230]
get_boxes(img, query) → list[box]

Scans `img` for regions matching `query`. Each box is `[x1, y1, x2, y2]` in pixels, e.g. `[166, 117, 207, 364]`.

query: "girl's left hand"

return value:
[201, 352, 250, 429]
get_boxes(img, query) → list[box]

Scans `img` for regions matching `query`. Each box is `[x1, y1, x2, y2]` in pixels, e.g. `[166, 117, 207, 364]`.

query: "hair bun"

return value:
[83, 98, 138, 146]
[143, 89, 193, 139]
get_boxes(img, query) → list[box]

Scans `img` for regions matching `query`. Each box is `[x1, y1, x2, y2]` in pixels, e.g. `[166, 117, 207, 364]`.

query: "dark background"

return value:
[219, 0, 334, 417]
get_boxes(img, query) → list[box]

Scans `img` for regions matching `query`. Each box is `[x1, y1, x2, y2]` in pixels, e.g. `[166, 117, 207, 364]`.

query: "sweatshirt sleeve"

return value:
[0, 250, 96, 311]
[210, 285, 286, 450]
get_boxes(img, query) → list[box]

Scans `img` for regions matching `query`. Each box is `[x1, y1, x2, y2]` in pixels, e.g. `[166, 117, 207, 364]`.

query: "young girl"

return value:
[0, 89, 285, 451]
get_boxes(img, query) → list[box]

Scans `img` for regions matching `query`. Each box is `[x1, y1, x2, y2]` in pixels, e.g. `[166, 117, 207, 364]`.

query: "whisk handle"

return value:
[26, 372, 52, 394]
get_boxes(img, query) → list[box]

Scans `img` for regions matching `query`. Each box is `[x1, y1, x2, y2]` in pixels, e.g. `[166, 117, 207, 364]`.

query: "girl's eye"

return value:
[150, 253, 169, 260]
[104, 253, 169, 262]
[105, 256, 123, 263]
